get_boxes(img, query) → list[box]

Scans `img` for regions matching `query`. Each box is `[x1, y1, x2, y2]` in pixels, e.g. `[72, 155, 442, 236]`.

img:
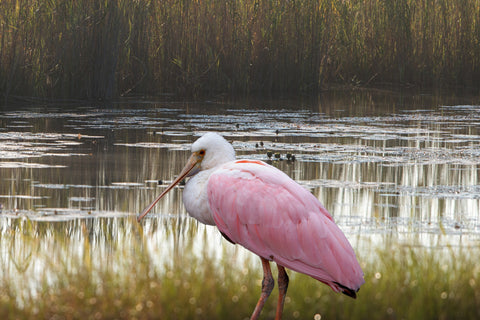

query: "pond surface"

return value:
[1, 91, 480, 270]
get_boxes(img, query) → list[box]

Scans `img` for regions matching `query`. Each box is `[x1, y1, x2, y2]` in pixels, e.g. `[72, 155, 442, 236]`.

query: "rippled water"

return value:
[1, 92, 480, 252]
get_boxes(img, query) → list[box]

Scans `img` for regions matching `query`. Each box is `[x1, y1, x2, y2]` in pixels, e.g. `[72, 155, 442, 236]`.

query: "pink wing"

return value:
[207, 160, 364, 294]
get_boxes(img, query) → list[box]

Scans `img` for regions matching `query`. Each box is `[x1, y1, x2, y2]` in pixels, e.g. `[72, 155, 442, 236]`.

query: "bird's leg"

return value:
[275, 264, 289, 320]
[250, 257, 275, 320]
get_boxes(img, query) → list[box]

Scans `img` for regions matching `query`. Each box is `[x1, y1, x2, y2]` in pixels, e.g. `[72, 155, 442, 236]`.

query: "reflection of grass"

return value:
[1, 218, 479, 319]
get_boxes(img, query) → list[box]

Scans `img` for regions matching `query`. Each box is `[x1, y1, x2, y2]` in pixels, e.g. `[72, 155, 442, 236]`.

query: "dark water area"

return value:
[1, 90, 479, 250]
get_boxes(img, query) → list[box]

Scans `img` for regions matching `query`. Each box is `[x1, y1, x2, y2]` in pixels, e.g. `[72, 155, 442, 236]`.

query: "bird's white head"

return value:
[191, 132, 236, 171]
[137, 132, 235, 221]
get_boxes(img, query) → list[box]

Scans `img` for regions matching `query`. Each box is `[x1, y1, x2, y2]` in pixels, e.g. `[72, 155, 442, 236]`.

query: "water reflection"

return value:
[0, 92, 479, 248]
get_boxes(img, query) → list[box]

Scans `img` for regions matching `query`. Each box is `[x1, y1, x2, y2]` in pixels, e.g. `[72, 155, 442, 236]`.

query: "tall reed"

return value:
[1, 0, 479, 101]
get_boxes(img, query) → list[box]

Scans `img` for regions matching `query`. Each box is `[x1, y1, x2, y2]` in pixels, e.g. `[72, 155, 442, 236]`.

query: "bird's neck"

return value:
[182, 168, 217, 225]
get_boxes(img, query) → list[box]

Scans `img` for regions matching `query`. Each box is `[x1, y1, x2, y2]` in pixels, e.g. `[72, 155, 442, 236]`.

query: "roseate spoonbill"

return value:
[138, 132, 364, 320]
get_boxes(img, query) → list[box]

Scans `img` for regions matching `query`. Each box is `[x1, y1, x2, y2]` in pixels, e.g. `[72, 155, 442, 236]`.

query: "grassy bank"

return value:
[1, 217, 479, 319]
[1, 0, 480, 101]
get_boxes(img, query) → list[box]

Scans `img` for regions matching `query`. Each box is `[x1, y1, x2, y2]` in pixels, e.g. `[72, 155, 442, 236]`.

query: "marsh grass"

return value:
[1, 217, 480, 319]
[1, 0, 480, 101]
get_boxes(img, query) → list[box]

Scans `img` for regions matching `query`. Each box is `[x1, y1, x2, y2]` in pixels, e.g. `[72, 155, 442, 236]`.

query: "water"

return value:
[1, 91, 480, 296]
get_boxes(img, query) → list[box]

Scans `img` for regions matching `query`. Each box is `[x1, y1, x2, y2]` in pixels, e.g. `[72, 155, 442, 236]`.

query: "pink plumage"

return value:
[208, 159, 364, 296]
[138, 133, 364, 319]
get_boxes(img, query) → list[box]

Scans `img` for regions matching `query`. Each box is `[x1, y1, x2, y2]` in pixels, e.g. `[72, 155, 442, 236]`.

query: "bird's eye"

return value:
[199, 150, 205, 156]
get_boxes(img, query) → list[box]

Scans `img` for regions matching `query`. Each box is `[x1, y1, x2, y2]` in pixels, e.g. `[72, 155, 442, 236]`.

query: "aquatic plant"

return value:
[1, 0, 480, 101]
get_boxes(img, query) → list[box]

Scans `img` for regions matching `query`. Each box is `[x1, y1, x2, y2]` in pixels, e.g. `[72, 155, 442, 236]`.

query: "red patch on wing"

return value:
[235, 160, 266, 166]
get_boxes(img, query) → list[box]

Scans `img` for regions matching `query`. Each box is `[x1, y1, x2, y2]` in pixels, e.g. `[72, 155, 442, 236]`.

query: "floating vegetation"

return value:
[114, 142, 191, 150]
[0, 131, 103, 160]
[0, 162, 66, 168]
[0, 100, 478, 234]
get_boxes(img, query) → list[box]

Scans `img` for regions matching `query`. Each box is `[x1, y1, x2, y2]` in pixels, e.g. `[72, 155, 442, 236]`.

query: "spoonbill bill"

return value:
[138, 132, 364, 319]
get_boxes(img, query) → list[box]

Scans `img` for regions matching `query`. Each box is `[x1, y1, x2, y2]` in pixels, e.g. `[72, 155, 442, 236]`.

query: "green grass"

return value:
[1, 217, 480, 319]
[1, 0, 480, 101]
